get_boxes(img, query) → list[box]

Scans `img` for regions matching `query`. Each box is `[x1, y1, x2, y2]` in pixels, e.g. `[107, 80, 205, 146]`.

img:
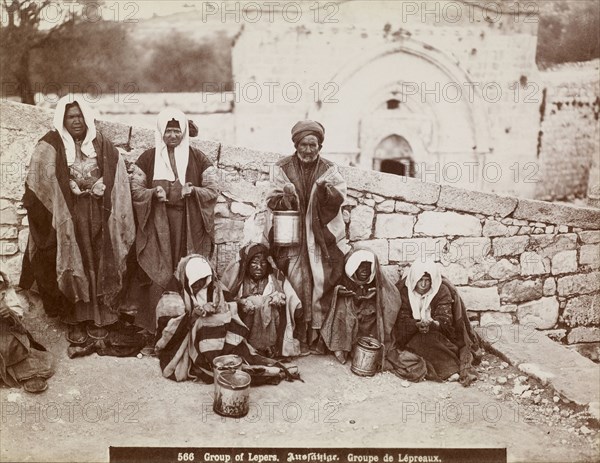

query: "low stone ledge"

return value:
[513, 198, 600, 230]
[437, 185, 517, 218]
[340, 167, 440, 205]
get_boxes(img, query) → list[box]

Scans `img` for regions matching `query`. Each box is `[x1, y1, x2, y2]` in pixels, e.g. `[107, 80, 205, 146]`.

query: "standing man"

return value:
[129, 108, 219, 334]
[20, 95, 135, 346]
[266, 120, 348, 353]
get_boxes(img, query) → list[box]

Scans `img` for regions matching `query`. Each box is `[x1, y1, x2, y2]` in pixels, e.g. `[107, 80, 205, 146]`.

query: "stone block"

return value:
[362, 198, 376, 207]
[566, 343, 600, 363]
[440, 263, 470, 285]
[493, 236, 529, 257]
[567, 327, 600, 344]
[520, 252, 549, 276]
[214, 218, 245, 244]
[513, 198, 600, 229]
[349, 205, 374, 241]
[0, 199, 18, 225]
[242, 209, 269, 246]
[374, 214, 414, 239]
[215, 242, 240, 277]
[517, 297, 559, 330]
[551, 250, 578, 275]
[480, 312, 513, 326]
[0, 226, 18, 240]
[395, 201, 420, 214]
[557, 272, 600, 297]
[222, 175, 268, 206]
[231, 202, 256, 217]
[18, 229, 28, 253]
[375, 199, 394, 213]
[219, 143, 281, 174]
[579, 231, 600, 244]
[215, 203, 230, 218]
[414, 211, 481, 237]
[442, 237, 491, 264]
[437, 185, 517, 217]
[340, 167, 440, 205]
[530, 233, 577, 258]
[483, 220, 510, 237]
[500, 279, 543, 304]
[562, 294, 599, 327]
[389, 237, 446, 263]
[0, 241, 18, 256]
[542, 277, 556, 296]
[544, 329, 567, 343]
[353, 239, 389, 265]
[457, 286, 500, 311]
[488, 259, 520, 280]
[580, 245, 600, 269]
[0, 253, 23, 285]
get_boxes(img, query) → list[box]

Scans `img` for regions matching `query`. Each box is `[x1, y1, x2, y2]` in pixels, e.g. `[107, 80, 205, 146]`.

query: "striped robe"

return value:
[154, 257, 292, 383]
[266, 155, 349, 344]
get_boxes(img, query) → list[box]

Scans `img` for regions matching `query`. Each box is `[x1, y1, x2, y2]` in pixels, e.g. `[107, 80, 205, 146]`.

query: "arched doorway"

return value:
[373, 134, 415, 177]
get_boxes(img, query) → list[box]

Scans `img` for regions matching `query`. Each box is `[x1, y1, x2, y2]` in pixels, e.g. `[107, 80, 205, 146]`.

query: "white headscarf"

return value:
[185, 256, 213, 306]
[53, 94, 97, 166]
[153, 108, 190, 182]
[345, 249, 376, 284]
[405, 259, 442, 321]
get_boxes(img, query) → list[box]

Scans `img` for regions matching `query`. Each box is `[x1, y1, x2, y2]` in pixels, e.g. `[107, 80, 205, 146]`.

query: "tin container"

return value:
[351, 336, 382, 377]
[272, 211, 301, 246]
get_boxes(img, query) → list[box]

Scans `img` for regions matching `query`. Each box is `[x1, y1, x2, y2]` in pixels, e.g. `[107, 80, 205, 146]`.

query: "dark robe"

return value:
[321, 249, 400, 365]
[266, 155, 348, 346]
[19, 130, 135, 326]
[392, 277, 482, 384]
[128, 147, 218, 332]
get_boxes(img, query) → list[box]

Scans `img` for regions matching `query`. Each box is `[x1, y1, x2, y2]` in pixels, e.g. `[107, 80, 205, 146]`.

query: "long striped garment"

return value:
[154, 257, 287, 383]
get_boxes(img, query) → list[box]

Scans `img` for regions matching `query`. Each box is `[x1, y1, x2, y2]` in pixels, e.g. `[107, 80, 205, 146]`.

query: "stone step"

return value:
[476, 324, 600, 421]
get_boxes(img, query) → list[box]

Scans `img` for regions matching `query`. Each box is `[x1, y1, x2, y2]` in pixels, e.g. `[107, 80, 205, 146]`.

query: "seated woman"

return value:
[392, 260, 480, 385]
[0, 272, 54, 393]
[321, 248, 400, 365]
[154, 255, 299, 384]
[221, 244, 301, 358]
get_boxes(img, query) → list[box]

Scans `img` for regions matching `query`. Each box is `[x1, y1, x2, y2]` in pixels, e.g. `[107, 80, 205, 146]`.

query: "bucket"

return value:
[351, 336, 382, 377]
[212, 355, 243, 396]
[272, 211, 301, 246]
[213, 370, 251, 418]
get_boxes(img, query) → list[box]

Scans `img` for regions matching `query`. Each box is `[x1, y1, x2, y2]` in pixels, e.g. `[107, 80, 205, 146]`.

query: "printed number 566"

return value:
[178, 453, 195, 461]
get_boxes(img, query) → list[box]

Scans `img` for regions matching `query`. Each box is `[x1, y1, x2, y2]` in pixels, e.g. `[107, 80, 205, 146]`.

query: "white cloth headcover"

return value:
[53, 94, 97, 166]
[345, 249, 376, 284]
[153, 108, 190, 182]
[405, 259, 442, 321]
[185, 256, 213, 306]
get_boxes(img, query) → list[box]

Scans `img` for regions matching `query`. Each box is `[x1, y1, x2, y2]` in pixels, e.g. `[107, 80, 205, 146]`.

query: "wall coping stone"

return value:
[2, 100, 599, 229]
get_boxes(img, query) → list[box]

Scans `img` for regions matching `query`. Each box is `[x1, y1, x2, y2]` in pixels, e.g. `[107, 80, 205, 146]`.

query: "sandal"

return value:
[87, 324, 108, 340]
[66, 323, 88, 344]
[23, 377, 48, 394]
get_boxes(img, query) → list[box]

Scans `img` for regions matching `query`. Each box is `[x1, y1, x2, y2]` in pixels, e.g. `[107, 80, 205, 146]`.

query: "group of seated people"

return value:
[0, 95, 481, 394]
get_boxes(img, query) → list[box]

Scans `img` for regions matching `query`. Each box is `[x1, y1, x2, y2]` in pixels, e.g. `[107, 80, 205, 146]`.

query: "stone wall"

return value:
[536, 61, 600, 203]
[1, 101, 599, 355]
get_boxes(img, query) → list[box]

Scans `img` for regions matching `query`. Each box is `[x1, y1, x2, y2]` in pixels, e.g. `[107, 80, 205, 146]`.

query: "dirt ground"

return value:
[1, 298, 599, 463]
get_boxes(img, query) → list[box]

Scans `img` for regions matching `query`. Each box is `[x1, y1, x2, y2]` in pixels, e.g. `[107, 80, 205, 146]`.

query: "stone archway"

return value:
[373, 134, 415, 177]
[307, 38, 492, 170]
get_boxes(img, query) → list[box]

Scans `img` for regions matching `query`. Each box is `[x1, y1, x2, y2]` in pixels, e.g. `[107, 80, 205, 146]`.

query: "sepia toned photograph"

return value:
[0, 1, 599, 462]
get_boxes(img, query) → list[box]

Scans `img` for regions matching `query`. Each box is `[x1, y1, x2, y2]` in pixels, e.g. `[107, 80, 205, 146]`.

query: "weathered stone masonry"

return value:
[1, 101, 599, 357]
